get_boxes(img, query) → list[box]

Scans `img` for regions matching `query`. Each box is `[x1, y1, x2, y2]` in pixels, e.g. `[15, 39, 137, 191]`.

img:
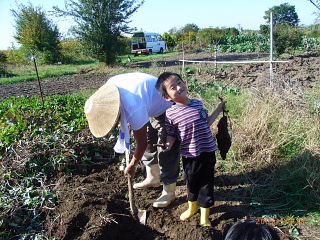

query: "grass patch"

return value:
[0, 60, 99, 85]
[0, 51, 181, 85]
[307, 212, 320, 226]
[117, 51, 180, 64]
[251, 152, 319, 213]
[223, 84, 320, 232]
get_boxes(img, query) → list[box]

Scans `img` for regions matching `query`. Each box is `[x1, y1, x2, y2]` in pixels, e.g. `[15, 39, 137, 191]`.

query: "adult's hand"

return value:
[124, 160, 137, 178]
[124, 124, 148, 177]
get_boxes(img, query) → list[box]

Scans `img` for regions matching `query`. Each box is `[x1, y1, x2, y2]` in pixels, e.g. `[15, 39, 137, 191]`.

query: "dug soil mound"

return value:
[44, 149, 251, 240]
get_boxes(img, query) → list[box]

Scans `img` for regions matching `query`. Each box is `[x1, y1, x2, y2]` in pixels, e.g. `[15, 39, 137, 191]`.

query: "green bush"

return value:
[4, 47, 30, 65]
[303, 24, 320, 38]
[274, 23, 303, 55]
[197, 27, 239, 46]
[162, 32, 176, 49]
[59, 38, 89, 63]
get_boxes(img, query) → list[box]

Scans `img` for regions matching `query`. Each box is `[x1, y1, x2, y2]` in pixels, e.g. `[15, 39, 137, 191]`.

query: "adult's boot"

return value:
[133, 164, 161, 189]
[152, 182, 176, 208]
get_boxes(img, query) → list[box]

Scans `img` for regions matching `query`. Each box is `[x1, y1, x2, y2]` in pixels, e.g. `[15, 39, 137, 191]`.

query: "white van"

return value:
[131, 32, 166, 55]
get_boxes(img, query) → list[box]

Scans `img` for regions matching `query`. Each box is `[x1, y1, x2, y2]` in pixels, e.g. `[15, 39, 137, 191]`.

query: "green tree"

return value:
[178, 23, 199, 44]
[259, 24, 269, 36]
[168, 27, 183, 43]
[181, 23, 199, 34]
[264, 3, 299, 26]
[261, 3, 302, 55]
[12, 3, 61, 63]
[54, 0, 144, 65]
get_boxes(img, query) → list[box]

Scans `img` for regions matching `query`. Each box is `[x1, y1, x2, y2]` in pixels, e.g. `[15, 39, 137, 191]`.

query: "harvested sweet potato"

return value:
[216, 115, 232, 160]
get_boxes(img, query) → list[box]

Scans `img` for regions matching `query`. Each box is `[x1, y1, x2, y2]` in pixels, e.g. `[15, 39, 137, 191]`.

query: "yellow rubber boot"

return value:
[180, 201, 198, 220]
[200, 207, 211, 226]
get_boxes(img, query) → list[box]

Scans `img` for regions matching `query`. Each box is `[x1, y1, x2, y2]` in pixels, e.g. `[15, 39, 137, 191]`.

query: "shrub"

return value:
[0, 51, 8, 76]
[274, 23, 303, 55]
[59, 38, 88, 63]
[162, 32, 176, 49]
[5, 47, 31, 65]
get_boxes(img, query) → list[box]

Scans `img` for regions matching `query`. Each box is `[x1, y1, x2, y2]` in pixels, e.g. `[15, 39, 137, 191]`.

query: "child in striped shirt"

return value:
[155, 72, 226, 227]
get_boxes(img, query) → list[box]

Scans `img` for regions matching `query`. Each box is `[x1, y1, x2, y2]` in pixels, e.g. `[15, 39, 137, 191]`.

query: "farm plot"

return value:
[1, 52, 319, 240]
[0, 52, 319, 100]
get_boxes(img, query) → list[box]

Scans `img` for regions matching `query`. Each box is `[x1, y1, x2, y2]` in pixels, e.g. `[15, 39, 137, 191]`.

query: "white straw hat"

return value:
[84, 81, 120, 138]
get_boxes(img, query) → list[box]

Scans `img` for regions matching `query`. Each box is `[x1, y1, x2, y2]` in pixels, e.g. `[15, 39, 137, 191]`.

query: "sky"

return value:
[0, 0, 318, 50]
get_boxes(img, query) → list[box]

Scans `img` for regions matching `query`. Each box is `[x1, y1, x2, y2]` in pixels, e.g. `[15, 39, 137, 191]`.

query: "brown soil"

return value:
[1, 52, 319, 239]
[0, 52, 319, 100]
[44, 159, 246, 240]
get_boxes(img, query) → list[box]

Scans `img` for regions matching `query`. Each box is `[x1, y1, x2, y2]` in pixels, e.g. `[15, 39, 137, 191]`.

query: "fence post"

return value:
[182, 42, 185, 75]
[31, 55, 44, 106]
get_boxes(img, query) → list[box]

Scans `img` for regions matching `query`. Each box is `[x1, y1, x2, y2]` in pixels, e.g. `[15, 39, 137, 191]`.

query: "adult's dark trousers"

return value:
[142, 113, 180, 185]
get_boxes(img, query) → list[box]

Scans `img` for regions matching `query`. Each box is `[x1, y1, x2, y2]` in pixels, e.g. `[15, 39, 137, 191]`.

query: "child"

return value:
[155, 72, 225, 226]
[225, 219, 280, 240]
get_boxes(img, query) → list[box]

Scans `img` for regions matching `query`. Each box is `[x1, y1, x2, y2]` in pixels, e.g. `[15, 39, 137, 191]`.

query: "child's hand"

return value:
[163, 142, 174, 152]
[153, 142, 173, 152]
[218, 101, 227, 112]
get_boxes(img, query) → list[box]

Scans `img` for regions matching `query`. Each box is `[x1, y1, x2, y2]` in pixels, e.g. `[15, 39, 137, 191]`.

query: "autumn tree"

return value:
[54, 0, 144, 65]
[12, 3, 61, 63]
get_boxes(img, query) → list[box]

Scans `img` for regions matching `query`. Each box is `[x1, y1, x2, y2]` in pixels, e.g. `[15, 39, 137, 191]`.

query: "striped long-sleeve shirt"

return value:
[165, 99, 217, 158]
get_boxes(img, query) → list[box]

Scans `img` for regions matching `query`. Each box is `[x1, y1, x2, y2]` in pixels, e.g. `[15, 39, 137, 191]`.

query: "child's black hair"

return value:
[225, 220, 280, 240]
[156, 72, 183, 97]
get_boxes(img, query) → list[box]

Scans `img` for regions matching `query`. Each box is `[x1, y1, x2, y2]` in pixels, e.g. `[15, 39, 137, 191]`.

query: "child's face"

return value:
[163, 75, 189, 104]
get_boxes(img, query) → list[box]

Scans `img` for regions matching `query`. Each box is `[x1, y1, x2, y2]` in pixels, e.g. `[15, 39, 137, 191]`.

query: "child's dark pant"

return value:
[182, 151, 216, 208]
